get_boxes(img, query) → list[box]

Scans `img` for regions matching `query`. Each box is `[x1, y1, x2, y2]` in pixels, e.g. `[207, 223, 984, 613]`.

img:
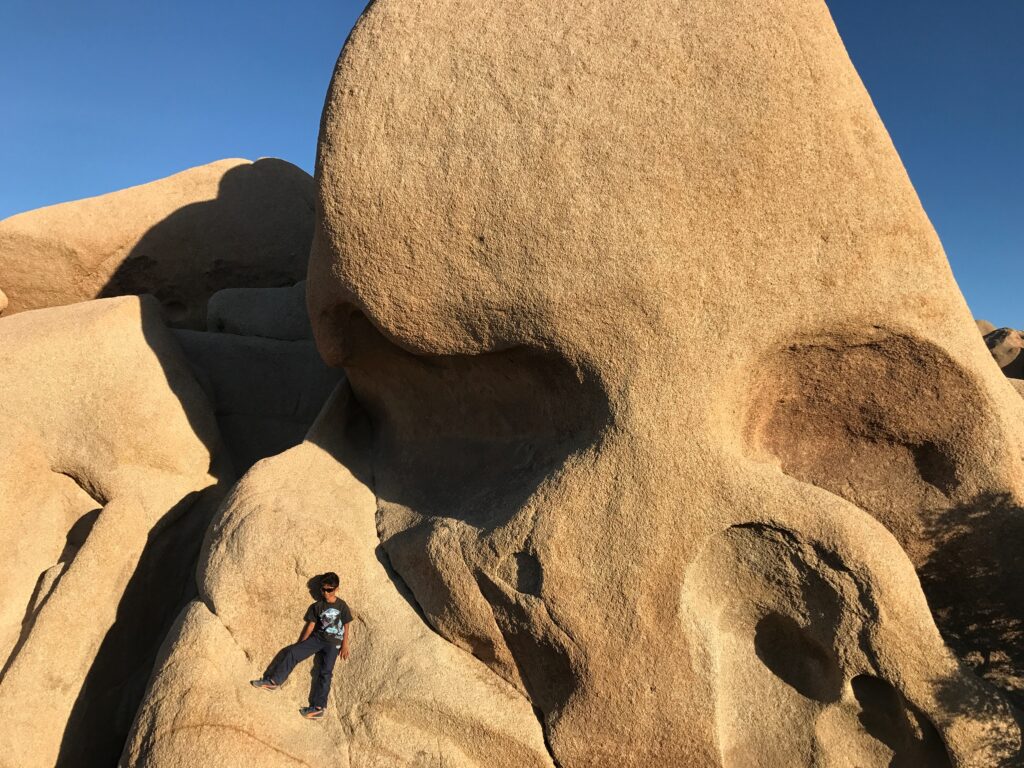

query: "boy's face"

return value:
[321, 583, 338, 601]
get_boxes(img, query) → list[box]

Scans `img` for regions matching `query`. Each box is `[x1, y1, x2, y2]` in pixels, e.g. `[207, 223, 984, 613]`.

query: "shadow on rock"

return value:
[920, 492, 1024, 711]
[54, 482, 231, 768]
[99, 158, 312, 330]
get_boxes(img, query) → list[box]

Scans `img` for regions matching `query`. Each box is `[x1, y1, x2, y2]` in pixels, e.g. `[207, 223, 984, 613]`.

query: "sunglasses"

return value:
[321, 586, 336, 593]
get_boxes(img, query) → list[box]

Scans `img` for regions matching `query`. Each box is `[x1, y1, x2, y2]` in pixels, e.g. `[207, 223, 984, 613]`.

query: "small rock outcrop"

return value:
[984, 327, 1024, 379]
[0, 158, 314, 329]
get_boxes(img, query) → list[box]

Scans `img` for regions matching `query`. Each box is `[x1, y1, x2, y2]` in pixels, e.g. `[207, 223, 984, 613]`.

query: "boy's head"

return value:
[320, 572, 340, 597]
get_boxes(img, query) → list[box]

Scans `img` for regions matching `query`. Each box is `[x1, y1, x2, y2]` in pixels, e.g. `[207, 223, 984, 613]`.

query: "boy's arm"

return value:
[339, 622, 353, 660]
[299, 621, 316, 642]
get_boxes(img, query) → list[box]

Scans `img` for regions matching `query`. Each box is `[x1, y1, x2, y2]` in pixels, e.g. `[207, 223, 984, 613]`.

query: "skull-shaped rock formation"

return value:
[0, 158, 313, 329]
[301, 0, 1024, 764]
[124, 1, 1024, 766]
[0, 296, 229, 768]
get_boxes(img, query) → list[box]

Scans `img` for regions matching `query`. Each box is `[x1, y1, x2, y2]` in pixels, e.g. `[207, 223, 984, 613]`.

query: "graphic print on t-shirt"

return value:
[320, 607, 342, 639]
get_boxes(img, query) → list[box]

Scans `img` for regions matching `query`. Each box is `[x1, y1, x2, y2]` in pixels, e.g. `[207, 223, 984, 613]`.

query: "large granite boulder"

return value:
[302, 0, 1024, 765]
[0, 158, 314, 329]
[0, 284, 337, 767]
[0, 296, 231, 768]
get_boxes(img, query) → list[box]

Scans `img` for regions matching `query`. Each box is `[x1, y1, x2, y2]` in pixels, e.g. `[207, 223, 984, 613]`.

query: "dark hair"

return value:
[320, 572, 340, 589]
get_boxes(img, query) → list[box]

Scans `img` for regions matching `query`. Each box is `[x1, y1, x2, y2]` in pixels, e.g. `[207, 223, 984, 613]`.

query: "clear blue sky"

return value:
[1, 1, 1020, 325]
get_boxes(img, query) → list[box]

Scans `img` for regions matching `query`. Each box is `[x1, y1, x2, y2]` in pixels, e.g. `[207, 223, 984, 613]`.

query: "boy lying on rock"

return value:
[250, 571, 353, 719]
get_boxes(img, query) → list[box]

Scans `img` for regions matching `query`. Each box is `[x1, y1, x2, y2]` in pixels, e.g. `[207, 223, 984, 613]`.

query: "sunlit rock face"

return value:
[0, 296, 228, 768]
[0, 158, 313, 329]
[302, 0, 1024, 765]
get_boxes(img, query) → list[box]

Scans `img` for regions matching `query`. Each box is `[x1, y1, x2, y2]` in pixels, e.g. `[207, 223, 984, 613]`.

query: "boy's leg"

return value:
[266, 636, 321, 685]
[309, 640, 339, 709]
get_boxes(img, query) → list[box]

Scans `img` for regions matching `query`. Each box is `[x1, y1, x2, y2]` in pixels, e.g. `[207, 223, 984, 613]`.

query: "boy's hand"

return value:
[339, 646, 350, 661]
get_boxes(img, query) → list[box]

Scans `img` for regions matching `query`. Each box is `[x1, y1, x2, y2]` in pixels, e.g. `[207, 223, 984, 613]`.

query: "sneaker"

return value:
[250, 678, 279, 690]
[300, 706, 326, 720]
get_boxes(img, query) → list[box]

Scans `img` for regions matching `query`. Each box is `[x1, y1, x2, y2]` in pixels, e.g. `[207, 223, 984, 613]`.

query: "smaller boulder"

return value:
[984, 327, 1024, 379]
[976, 319, 997, 335]
[206, 281, 311, 340]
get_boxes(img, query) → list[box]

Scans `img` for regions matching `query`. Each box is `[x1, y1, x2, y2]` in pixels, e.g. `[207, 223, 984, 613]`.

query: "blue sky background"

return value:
[1, 1, 1019, 325]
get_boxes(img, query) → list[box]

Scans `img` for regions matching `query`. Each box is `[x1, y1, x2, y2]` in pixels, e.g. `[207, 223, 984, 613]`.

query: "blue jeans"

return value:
[267, 635, 339, 708]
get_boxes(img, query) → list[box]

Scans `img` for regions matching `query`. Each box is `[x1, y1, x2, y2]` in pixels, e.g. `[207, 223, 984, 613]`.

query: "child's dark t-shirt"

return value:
[304, 599, 353, 647]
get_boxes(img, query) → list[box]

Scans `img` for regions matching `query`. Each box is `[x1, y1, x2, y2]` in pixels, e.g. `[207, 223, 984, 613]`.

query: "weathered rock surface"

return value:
[977, 319, 997, 336]
[295, 0, 1024, 765]
[206, 281, 312, 340]
[123, 385, 555, 768]
[0, 296, 230, 768]
[0, 158, 313, 329]
[985, 327, 1024, 379]
[172, 327, 343, 472]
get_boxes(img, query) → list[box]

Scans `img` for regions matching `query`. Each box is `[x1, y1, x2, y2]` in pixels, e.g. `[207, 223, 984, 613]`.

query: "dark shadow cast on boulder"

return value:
[99, 158, 313, 330]
[54, 483, 231, 768]
[920, 492, 1024, 711]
